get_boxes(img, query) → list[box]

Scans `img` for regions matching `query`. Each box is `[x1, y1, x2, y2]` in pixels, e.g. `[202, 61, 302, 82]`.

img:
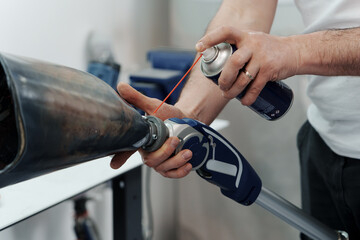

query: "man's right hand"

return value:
[110, 82, 193, 178]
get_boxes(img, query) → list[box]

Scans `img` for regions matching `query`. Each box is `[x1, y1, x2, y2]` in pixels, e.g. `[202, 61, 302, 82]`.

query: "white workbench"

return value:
[0, 119, 229, 231]
[0, 154, 142, 230]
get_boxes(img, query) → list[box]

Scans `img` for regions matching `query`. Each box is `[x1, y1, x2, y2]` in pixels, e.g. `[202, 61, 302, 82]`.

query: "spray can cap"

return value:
[201, 46, 219, 63]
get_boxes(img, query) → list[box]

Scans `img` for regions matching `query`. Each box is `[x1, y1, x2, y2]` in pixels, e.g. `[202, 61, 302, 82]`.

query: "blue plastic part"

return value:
[147, 49, 196, 71]
[87, 62, 120, 91]
[172, 118, 262, 206]
[130, 82, 165, 115]
[129, 68, 183, 105]
[167, 117, 186, 124]
[183, 136, 209, 169]
[129, 49, 196, 106]
[180, 118, 201, 128]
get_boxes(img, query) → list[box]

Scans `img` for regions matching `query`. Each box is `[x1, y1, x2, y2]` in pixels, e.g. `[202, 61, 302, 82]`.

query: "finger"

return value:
[161, 163, 193, 179]
[196, 26, 244, 52]
[154, 149, 192, 173]
[219, 46, 252, 91]
[140, 137, 180, 168]
[110, 150, 136, 169]
[117, 82, 160, 114]
[240, 73, 267, 106]
[151, 102, 185, 121]
[223, 60, 260, 99]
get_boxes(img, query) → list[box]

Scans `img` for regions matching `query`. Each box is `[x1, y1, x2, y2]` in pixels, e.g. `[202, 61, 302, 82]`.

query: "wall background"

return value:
[0, 0, 309, 239]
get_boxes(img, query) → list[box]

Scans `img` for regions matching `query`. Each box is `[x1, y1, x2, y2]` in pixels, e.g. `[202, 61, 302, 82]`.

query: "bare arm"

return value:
[175, 0, 278, 125]
[194, 26, 360, 106]
[294, 27, 360, 76]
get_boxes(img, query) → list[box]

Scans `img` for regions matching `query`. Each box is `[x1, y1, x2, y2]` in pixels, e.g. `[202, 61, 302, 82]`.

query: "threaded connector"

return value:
[142, 116, 168, 152]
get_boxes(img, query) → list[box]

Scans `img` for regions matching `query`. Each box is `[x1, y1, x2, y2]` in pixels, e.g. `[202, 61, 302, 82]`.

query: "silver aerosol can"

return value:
[200, 42, 293, 121]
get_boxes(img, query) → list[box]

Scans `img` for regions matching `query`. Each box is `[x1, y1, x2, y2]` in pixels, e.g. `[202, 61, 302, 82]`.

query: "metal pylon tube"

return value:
[255, 187, 347, 240]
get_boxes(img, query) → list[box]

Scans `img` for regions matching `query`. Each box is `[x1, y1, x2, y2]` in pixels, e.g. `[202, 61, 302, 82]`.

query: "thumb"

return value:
[195, 26, 242, 52]
[110, 151, 136, 169]
[117, 82, 161, 114]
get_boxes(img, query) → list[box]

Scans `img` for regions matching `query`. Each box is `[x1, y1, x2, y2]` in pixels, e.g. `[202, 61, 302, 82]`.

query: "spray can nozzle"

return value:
[201, 46, 219, 63]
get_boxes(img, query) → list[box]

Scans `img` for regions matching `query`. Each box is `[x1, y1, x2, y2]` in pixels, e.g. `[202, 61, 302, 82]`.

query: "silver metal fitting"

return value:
[142, 116, 168, 152]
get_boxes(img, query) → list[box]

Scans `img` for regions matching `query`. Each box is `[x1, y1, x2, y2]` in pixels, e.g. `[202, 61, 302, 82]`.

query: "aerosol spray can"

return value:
[200, 42, 293, 121]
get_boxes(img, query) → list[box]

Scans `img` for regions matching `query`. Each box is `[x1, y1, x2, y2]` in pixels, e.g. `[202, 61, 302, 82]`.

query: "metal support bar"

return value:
[112, 166, 143, 240]
[256, 187, 347, 240]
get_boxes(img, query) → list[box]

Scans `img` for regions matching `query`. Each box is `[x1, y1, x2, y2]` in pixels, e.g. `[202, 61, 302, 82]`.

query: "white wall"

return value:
[0, 0, 170, 70]
[0, 1, 175, 240]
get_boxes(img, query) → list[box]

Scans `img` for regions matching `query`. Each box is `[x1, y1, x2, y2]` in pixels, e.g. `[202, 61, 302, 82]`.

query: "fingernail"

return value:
[171, 138, 179, 148]
[195, 41, 204, 52]
[110, 160, 118, 169]
[185, 163, 192, 172]
[110, 161, 116, 169]
[182, 150, 192, 160]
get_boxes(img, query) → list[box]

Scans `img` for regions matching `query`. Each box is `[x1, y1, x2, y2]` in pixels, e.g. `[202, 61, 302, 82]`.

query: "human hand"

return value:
[110, 83, 193, 178]
[195, 26, 299, 106]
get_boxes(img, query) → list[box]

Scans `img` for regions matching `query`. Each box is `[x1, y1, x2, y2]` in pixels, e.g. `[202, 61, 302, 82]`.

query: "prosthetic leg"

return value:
[163, 118, 349, 240]
[0, 53, 349, 239]
[0, 53, 165, 188]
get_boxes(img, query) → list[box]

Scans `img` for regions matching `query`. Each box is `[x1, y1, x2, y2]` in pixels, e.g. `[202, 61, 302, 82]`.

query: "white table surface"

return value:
[0, 119, 229, 230]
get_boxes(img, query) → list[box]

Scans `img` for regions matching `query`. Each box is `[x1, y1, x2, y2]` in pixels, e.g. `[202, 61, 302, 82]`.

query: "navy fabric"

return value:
[297, 121, 360, 239]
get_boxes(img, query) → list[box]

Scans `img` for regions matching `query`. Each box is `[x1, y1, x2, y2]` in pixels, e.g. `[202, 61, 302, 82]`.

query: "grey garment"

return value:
[297, 121, 360, 240]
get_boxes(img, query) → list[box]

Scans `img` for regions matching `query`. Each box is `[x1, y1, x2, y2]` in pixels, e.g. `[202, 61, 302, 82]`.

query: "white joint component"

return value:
[206, 160, 237, 176]
[203, 128, 243, 188]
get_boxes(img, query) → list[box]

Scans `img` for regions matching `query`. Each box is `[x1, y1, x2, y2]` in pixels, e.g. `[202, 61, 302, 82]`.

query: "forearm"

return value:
[206, 0, 278, 33]
[174, 66, 226, 125]
[176, 0, 278, 124]
[294, 27, 360, 76]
